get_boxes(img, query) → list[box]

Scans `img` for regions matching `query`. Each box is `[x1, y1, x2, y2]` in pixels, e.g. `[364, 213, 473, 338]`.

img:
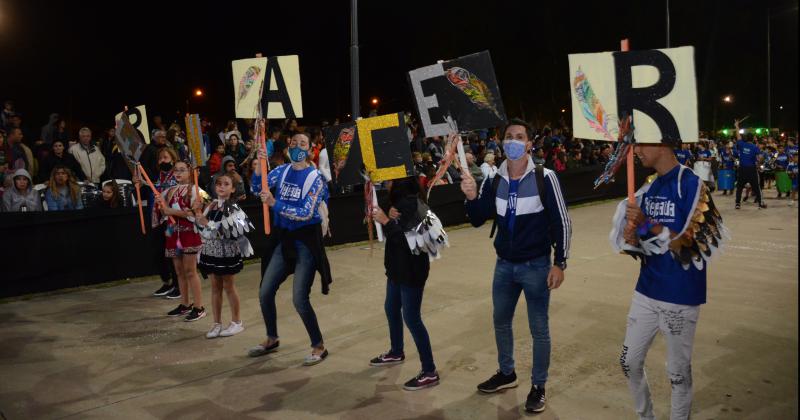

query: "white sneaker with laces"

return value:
[219, 321, 244, 337]
[206, 323, 223, 339]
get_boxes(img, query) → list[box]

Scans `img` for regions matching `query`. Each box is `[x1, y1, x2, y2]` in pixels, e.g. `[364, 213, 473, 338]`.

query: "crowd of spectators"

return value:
[2, 98, 797, 212]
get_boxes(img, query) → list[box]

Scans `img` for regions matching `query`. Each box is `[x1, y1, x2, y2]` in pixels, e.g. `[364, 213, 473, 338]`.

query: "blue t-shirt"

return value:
[267, 164, 328, 231]
[505, 179, 520, 234]
[636, 165, 706, 306]
[674, 149, 692, 165]
[736, 140, 760, 167]
[788, 162, 798, 186]
[774, 153, 789, 170]
[787, 145, 798, 157]
[720, 150, 735, 169]
[696, 149, 711, 160]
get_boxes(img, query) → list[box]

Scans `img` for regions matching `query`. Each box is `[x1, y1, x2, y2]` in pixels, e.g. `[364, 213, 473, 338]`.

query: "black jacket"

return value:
[382, 217, 430, 288]
[382, 180, 430, 288]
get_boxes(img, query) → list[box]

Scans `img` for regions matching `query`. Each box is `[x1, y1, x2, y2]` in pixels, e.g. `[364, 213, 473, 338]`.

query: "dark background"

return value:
[0, 0, 796, 134]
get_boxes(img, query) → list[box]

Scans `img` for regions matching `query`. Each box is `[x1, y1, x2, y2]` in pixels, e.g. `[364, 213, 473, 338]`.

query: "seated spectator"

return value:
[567, 150, 583, 170]
[421, 152, 437, 175]
[466, 152, 484, 185]
[533, 147, 546, 166]
[412, 152, 426, 177]
[40, 113, 60, 145]
[553, 150, 567, 172]
[0, 154, 8, 189]
[598, 144, 613, 165]
[209, 156, 245, 200]
[481, 153, 498, 180]
[39, 139, 85, 183]
[45, 165, 84, 211]
[54, 119, 69, 144]
[3, 127, 35, 176]
[1, 168, 42, 212]
[224, 131, 247, 167]
[98, 180, 123, 209]
[69, 127, 106, 184]
[208, 143, 225, 175]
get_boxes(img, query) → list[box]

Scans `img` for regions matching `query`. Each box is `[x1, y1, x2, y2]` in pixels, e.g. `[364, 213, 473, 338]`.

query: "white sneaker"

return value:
[219, 321, 244, 337]
[206, 323, 223, 339]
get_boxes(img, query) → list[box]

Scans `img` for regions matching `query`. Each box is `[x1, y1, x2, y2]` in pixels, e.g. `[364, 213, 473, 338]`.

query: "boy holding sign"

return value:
[574, 45, 727, 419]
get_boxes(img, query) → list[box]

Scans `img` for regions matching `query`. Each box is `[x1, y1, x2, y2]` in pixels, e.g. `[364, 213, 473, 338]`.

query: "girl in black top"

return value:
[370, 176, 448, 391]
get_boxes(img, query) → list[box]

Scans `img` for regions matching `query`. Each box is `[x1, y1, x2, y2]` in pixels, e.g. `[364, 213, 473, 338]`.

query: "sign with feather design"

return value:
[568, 46, 698, 144]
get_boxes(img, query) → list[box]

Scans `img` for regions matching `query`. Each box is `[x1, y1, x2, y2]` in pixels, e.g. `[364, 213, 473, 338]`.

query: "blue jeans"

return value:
[259, 241, 323, 347]
[493, 255, 551, 385]
[385, 280, 436, 373]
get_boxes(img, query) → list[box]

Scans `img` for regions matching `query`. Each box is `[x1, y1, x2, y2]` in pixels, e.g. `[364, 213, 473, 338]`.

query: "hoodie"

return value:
[40, 113, 60, 145]
[209, 155, 244, 199]
[1, 169, 42, 212]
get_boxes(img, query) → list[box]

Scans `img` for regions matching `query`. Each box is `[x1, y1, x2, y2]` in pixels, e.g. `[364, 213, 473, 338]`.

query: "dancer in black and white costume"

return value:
[193, 173, 254, 339]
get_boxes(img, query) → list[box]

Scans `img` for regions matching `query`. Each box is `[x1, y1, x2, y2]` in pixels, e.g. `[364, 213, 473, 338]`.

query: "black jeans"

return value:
[736, 166, 762, 205]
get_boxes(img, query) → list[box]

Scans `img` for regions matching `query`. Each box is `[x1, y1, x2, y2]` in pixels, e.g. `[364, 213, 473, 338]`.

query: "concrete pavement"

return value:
[1, 192, 797, 419]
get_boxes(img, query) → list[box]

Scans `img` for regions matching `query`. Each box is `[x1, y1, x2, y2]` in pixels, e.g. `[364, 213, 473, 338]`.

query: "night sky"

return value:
[0, 0, 797, 135]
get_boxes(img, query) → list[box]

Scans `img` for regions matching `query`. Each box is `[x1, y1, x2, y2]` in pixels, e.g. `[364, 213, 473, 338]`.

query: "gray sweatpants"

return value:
[620, 291, 700, 420]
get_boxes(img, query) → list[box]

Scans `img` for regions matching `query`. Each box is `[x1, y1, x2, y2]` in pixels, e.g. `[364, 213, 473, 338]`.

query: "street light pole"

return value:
[766, 9, 771, 131]
[350, 0, 360, 121]
[666, 0, 671, 48]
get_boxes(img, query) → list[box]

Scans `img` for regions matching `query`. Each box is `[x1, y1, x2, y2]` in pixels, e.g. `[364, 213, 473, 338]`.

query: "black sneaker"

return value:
[759, 202, 768, 209]
[167, 303, 192, 317]
[370, 351, 405, 367]
[525, 385, 546, 413]
[403, 371, 440, 391]
[477, 370, 518, 393]
[165, 287, 181, 299]
[153, 284, 172, 296]
[735, 203, 741, 209]
[185, 307, 206, 322]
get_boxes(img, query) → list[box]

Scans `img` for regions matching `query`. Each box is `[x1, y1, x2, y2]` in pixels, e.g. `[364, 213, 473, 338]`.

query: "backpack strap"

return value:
[535, 164, 547, 209]
[489, 175, 502, 238]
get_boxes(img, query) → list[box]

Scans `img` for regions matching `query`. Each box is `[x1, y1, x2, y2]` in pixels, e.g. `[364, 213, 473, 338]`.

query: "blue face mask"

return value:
[503, 140, 527, 161]
[289, 146, 308, 163]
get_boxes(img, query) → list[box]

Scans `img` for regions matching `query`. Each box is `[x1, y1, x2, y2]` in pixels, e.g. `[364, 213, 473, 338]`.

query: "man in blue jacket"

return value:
[460, 118, 572, 414]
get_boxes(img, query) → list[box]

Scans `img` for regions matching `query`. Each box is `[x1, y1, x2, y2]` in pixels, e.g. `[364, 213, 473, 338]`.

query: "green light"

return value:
[755, 128, 763, 135]
[722, 129, 729, 136]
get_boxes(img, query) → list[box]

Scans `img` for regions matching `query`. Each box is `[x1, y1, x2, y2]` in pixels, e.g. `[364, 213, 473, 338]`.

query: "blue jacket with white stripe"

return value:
[465, 156, 572, 263]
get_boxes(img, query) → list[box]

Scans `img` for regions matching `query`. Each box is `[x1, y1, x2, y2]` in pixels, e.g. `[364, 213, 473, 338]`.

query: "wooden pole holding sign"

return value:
[134, 165, 146, 235]
[255, 52, 271, 235]
[621, 39, 636, 205]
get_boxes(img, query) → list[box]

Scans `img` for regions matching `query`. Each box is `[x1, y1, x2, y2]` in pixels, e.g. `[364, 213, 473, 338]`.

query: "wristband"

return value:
[637, 218, 657, 236]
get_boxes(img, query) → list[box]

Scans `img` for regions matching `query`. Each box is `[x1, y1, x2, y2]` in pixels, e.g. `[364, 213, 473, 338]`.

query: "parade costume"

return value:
[610, 164, 728, 420]
[717, 149, 735, 192]
[371, 177, 449, 390]
[197, 198, 254, 275]
[157, 184, 204, 257]
[256, 162, 332, 352]
[773, 152, 791, 195]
